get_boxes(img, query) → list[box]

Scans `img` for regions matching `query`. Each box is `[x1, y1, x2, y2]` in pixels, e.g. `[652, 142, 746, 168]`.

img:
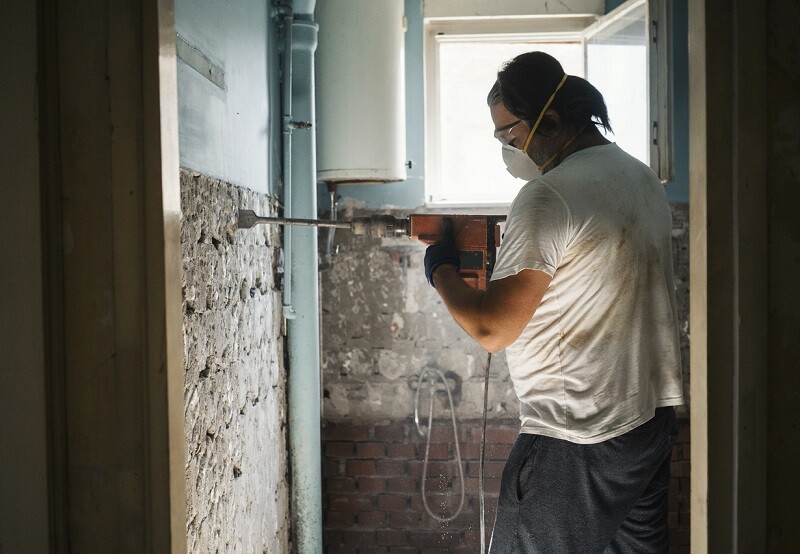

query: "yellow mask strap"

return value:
[522, 73, 569, 153]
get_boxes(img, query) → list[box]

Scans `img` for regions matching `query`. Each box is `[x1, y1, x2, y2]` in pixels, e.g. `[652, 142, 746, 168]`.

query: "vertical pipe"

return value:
[280, 8, 297, 318]
[286, 18, 322, 554]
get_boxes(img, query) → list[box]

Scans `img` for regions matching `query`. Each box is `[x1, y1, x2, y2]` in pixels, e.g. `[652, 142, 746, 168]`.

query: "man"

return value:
[424, 52, 684, 552]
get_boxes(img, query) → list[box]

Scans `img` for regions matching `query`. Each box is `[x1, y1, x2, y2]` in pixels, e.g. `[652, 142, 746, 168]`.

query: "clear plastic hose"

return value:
[413, 367, 465, 523]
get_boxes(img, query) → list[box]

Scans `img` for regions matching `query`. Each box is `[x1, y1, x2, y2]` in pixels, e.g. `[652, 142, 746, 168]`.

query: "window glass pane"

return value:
[434, 41, 583, 204]
[586, 4, 648, 165]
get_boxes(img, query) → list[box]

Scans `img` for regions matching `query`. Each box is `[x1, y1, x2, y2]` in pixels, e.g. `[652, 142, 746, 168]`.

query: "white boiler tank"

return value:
[315, 0, 407, 183]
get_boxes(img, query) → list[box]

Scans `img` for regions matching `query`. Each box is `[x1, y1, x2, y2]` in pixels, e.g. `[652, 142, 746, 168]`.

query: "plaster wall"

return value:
[175, 0, 280, 195]
[181, 170, 289, 552]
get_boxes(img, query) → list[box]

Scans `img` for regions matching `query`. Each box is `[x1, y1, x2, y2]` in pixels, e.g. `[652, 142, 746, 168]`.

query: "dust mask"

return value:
[499, 73, 569, 181]
[502, 145, 542, 180]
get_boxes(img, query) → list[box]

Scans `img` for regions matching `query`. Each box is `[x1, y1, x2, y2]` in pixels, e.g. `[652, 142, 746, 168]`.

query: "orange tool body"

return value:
[409, 214, 505, 290]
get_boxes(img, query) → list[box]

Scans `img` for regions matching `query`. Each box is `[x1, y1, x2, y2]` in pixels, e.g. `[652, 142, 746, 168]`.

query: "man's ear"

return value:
[537, 109, 562, 138]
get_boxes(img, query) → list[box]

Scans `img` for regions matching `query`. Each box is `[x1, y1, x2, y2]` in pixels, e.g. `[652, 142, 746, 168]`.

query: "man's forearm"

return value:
[432, 265, 502, 352]
[432, 264, 552, 353]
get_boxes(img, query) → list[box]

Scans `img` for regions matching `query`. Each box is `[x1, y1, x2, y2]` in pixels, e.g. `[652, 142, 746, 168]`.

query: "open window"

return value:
[424, 0, 673, 206]
[584, 0, 673, 183]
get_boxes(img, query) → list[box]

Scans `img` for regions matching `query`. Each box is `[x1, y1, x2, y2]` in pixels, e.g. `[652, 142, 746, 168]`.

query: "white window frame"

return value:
[583, 0, 673, 182]
[423, 0, 673, 206]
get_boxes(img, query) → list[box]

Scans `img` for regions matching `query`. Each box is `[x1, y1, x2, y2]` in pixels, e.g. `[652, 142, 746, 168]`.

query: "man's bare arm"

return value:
[432, 265, 552, 353]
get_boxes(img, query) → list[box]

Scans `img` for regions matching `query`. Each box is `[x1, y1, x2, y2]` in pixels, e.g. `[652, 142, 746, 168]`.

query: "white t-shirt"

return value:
[491, 143, 684, 444]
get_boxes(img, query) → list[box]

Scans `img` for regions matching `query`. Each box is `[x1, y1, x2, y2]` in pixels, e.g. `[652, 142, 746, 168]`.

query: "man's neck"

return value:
[546, 127, 611, 172]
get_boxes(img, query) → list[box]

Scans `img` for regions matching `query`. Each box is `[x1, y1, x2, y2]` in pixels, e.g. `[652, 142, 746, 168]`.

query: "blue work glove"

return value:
[424, 218, 461, 288]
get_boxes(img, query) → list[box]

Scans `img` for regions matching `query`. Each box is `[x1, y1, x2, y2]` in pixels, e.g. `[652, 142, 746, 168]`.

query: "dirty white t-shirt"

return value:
[491, 142, 684, 444]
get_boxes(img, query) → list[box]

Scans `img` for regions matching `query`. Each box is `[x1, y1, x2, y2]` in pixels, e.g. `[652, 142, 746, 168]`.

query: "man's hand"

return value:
[424, 218, 461, 288]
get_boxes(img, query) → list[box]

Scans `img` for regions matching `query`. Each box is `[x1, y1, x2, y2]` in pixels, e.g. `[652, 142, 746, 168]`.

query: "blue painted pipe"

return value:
[285, 14, 322, 554]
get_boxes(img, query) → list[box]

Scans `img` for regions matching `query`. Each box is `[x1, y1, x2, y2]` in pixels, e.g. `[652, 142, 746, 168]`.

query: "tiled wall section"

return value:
[322, 419, 690, 553]
[181, 170, 289, 552]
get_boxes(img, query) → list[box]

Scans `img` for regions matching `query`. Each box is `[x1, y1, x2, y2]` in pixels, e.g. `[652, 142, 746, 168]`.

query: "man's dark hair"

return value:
[487, 51, 613, 135]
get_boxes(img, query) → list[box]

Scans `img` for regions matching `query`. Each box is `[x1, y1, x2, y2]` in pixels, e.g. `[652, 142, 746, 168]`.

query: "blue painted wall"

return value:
[320, 0, 689, 211]
[667, 0, 690, 203]
[176, 0, 282, 196]
[605, 1, 629, 14]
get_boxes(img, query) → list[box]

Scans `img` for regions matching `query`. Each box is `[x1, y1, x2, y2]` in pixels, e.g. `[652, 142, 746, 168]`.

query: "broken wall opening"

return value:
[319, 204, 691, 552]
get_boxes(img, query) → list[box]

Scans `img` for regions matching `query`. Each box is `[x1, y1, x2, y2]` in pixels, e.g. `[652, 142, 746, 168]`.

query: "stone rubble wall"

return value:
[181, 170, 289, 553]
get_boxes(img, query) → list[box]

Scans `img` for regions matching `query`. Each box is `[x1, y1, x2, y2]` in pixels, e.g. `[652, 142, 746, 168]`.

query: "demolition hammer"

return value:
[237, 210, 505, 290]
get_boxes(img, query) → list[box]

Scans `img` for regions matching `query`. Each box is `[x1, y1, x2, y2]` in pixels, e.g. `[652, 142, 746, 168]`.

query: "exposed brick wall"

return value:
[670, 422, 691, 552]
[322, 419, 690, 553]
[671, 204, 690, 419]
[181, 170, 289, 552]
[322, 419, 514, 553]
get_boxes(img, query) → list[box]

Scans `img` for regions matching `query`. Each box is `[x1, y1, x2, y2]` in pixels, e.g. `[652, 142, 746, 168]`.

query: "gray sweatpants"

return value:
[489, 407, 677, 553]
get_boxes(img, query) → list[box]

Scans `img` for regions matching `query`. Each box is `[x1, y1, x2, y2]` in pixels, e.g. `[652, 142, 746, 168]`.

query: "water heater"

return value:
[315, 0, 407, 183]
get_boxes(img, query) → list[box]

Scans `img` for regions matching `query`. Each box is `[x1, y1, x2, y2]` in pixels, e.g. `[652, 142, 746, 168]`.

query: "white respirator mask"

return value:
[497, 73, 569, 181]
[501, 144, 542, 181]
